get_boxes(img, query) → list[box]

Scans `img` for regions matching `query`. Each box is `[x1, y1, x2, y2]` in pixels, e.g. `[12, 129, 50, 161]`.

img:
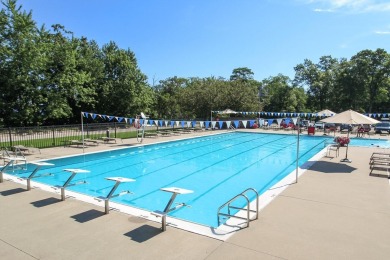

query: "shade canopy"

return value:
[218, 108, 237, 114]
[321, 110, 379, 163]
[316, 109, 336, 117]
[320, 110, 380, 125]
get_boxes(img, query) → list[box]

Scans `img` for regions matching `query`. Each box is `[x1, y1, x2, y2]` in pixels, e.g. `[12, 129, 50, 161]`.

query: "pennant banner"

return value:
[81, 111, 388, 132]
[226, 121, 231, 128]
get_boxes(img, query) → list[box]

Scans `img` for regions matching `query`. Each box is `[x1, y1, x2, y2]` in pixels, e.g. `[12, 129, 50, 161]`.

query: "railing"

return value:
[0, 119, 259, 149]
[217, 188, 259, 228]
[0, 123, 137, 149]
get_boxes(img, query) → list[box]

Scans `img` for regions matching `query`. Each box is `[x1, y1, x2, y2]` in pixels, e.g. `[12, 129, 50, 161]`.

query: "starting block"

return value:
[152, 187, 193, 231]
[21, 162, 54, 190]
[53, 169, 90, 201]
[95, 177, 135, 214]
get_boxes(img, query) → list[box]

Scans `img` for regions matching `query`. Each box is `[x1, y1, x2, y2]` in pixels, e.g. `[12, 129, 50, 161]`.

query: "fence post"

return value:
[52, 127, 55, 146]
[114, 122, 117, 138]
[8, 127, 12, 147]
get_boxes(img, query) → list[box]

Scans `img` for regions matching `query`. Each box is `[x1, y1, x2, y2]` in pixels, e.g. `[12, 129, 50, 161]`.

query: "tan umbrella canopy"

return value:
[218, 108, 237, 114]
[320, 109, 380, 125]
[316, 109, 336, 117]
[321, 110, 380, 163]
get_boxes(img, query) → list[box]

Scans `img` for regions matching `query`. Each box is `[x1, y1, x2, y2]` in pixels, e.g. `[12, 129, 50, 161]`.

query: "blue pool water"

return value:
[4, 133, 389, 227]
[349, 137, 390, 148]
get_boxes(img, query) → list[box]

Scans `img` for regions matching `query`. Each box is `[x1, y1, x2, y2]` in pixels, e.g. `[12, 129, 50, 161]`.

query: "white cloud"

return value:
[375, 31, 390, 34]
[304, 0, 390, 13]
[313, 8, 334, 12]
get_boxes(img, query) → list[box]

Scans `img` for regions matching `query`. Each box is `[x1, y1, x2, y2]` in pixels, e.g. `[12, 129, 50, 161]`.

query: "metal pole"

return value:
[0, 159, 15, 183]
[61, 187, 65, 201]
[8, 127, 12, 147]
[27, 179, 32, 191]
[81, 112, 84, 154]
[345, 130, 350, 160]
[163, 193, 178, 213]
[295, 117, 300, 184]
[105, 199, 110, 214]
[162, 215, 167, 231]
[341, 130, 351, 163]
[52, 127, 55, 146]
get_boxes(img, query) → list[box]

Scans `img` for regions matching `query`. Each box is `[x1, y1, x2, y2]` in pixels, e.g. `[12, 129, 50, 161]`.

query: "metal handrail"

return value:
[217, 187, 259, 227]
[12, 147, 26, 160]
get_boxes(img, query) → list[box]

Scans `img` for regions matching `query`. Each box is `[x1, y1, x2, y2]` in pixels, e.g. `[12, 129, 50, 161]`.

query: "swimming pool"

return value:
[4, 132, 389, 227]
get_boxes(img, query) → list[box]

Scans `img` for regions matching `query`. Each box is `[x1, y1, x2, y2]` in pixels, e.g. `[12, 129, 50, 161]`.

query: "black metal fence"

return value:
[0, 122, 135, 149]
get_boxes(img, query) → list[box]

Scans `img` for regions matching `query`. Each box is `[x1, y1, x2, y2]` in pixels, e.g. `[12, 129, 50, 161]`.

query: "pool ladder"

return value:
[217, 188, 259, 228]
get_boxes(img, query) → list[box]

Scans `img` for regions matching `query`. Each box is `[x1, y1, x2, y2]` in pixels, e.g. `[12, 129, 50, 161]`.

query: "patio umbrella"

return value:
[210, 108, 238, 121]
[316, 109, 336, 117]
[219, 108, 237, 114]
[321, 110, 380, 162]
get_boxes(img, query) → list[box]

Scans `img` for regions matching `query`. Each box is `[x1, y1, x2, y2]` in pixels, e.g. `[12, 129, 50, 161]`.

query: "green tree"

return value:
[230, 67, 254, 81]
[262, 74, 306, 112]
[154, 76, 188, 118]
[333, 58, 367, 112]
[0, 0, 44, 126]
[294, 56, 339, 111]
[40, 25, 98, 124]
[96, 41, 153, 118]
[349, 49, 390, 113]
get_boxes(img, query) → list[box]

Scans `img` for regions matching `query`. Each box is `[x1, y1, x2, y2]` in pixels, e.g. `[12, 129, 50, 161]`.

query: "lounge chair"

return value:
[12, 145, 40, 155]
[369, 152, 390, 176]
[158, 130, 173, 136]
[144, 132, 159, 138]
[69, 140, 85, 147]
[100, 137, 120, 144]
[84, 139, 99, 146]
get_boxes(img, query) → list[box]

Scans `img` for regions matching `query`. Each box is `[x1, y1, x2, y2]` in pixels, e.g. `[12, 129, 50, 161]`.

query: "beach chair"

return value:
[369, 152, 390, 176]
[84, 139, 99, 146]
[144, 132, 159, 138]
[12, 145, 40, 155]
[69, 140, 85, 147]
[100, 137, 120, 144]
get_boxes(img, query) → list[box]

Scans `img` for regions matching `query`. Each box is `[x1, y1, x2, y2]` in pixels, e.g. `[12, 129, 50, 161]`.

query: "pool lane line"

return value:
[78, 133, 287, 184]
[123, 135, 292, 205]
[10, 133, 273, 193]
[39, 133, 276, 185]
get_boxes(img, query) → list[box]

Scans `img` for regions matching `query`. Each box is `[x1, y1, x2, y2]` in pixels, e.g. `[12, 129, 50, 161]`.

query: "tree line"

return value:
[1, 0, 389, 127]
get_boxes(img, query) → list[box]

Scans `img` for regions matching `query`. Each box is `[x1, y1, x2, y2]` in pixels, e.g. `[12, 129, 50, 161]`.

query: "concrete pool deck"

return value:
[1, 130, 390, 259]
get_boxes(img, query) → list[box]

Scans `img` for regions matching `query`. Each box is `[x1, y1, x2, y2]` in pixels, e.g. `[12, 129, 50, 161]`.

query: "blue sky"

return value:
[17, 0, 390, 85]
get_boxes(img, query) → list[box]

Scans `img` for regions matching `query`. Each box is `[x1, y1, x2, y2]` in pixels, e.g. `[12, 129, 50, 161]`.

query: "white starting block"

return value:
[0, 157, 27, 183]
[152, 187, 193, 231]
[53, 169, 90, 201]
[95, 177, 135, 214]
[21, 162, 54, 191]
